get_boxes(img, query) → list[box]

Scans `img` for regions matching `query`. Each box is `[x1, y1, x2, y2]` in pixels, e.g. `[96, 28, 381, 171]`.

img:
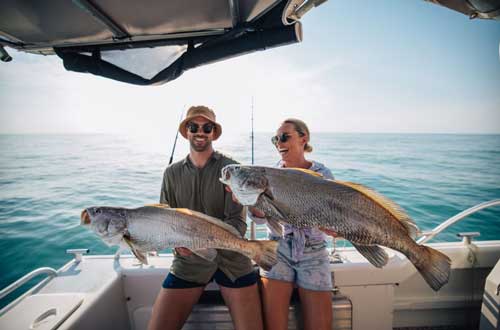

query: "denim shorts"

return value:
[260, 236, 333, 291]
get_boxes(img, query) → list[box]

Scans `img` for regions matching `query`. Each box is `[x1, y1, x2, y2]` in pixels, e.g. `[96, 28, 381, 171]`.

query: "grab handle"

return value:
[0, 267, 57, 301]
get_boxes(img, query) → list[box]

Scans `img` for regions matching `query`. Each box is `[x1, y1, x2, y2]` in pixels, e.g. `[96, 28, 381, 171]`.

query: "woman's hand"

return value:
[175, 247, 193, 256]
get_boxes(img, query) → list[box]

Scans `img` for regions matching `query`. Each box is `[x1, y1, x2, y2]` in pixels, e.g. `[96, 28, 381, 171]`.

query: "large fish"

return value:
[220, 165, 451, 291]
[81, 204, 279, 271]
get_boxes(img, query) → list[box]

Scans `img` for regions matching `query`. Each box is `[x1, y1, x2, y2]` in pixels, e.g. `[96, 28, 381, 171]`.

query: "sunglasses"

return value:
[271, 132, 304, 145]
[187, 122, 215, 134]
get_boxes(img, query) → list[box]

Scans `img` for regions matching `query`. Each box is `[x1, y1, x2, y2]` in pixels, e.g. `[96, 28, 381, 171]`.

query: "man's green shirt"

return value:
[160, 151, 252, 283]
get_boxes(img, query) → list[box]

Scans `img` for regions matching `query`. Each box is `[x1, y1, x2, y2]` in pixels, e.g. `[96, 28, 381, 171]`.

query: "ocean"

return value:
[1, 133, 500, 308]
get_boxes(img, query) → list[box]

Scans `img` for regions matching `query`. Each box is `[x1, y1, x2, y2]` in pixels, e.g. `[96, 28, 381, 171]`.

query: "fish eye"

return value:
[96, 209, 101, 214]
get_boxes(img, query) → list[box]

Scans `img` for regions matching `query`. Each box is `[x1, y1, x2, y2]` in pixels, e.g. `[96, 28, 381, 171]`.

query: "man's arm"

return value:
[161, 167, 192, 256]
[223, 188, 247, 237]
[160, 169, 169, 204]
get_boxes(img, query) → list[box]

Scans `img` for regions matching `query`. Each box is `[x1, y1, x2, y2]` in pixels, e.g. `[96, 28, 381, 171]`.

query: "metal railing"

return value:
[247, 221, 267, 240]
[2, 201, 498, 302]
[417, 199, 500, 244]
[0, 267, 57, 301]
[246, 199, 500, 244]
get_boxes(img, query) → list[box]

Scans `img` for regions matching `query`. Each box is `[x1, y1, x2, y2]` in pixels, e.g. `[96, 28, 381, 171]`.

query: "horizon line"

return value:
[1, 131, 500, 136]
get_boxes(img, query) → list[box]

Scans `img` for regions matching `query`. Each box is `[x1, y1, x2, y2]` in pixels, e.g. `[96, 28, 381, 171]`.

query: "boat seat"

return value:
[132, 289, 352, 330]
[480, 258, 500, 330]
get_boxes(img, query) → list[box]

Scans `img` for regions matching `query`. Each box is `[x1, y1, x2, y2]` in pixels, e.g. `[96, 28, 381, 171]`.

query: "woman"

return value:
[250, 118, 333, 330]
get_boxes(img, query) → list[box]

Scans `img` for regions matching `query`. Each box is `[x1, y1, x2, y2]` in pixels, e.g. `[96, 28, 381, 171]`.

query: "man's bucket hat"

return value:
[179, 105, 222, 140]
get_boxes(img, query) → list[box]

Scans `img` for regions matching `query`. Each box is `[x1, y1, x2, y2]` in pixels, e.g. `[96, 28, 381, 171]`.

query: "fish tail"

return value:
[410, 245, 451, 291]
[248, 240, 279, 271]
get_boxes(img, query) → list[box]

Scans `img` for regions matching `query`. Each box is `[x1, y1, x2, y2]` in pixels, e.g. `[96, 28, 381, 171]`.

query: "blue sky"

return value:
[1, 0, 499, 139]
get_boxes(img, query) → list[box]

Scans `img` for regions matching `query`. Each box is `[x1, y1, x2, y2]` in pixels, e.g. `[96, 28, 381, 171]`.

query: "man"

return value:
[148, 105, 263, 330]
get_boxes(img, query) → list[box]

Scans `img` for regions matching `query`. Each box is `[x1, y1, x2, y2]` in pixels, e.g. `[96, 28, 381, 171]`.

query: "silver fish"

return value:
[220, 165, 451, 291]
[81, 204, 278, 271]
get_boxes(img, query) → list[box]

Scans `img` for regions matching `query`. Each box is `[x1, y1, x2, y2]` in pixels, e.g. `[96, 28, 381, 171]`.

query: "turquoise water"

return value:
[1, 133, 500, 308]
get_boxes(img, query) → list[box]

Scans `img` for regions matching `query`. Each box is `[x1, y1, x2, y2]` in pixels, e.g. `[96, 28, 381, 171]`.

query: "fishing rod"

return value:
[168, 106, 184, 165]
[250, 97, 256, 240]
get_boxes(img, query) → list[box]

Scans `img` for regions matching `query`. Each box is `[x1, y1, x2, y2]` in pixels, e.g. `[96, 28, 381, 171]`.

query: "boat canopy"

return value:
[0, 0, 498, 86]
[0, 0, 311, 85]
[426, 0, 500, 20]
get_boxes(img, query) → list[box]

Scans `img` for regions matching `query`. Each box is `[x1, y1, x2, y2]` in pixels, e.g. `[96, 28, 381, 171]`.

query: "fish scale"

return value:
[129, 210, 242, 251]
[220, 164, 452, 291]
[81, 205, 279, 271]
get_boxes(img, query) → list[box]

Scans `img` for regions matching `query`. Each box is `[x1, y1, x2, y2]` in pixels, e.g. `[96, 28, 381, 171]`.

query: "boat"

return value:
[1, 1, 499, 329]
[1, 202, 499, 330]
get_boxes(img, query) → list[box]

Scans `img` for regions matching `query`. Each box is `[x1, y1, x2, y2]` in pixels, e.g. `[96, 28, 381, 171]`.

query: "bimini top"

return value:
[0, 0, 498, 86]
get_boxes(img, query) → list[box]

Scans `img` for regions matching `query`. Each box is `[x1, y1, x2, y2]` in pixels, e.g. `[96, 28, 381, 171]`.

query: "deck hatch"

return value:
[0, 293, 84, 330]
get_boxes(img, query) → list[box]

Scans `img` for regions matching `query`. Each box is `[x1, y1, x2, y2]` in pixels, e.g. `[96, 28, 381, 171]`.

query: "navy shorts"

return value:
[163, 269, 258, 289]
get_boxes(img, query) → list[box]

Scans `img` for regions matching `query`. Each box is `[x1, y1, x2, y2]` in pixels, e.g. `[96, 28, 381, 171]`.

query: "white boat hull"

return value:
[1, 240, 499, 330]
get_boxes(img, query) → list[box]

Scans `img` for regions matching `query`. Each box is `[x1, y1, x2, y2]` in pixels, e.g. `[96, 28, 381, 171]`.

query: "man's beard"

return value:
[189, 135, 212, 152]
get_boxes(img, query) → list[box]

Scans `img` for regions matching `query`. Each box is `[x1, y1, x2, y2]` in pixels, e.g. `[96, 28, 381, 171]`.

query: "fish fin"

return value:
[124, 236, 148, 265]
[175, 208, 242, 237]
[145, 203, 170, 209]
[412, 245, 451, 291]
[263, 188, 274, 201]
[193, 248, 218, 261]
[352, 243, 389, 268]
[248, 240, 279, 271]
[288, 168, 324, 178]
[114, 244, 127, 260]
[335, 181, 419, 238]
[261, 193, 289, 220]
[266, 217, 284, 237]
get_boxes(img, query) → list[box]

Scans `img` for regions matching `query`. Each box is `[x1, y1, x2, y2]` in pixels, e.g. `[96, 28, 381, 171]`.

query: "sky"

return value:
[1, 0, 500, 140]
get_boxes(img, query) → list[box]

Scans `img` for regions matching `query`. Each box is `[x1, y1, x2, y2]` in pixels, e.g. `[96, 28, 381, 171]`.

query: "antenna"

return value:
[169, 106, 184, 165]
[250, 97, 256, 240]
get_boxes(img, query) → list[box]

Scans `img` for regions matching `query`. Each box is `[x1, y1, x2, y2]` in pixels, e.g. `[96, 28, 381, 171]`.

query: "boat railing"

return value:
[2, 200, 499, 305]
[247, 199, 500, 244]
[417, 199, 500, 244]
[0, 267, 57, 301]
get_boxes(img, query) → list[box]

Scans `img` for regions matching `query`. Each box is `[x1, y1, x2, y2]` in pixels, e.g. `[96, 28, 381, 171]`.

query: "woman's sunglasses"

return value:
[271, 132, 304, 145]
[186, 122, 215, 134]
[271, 133, 291, 145]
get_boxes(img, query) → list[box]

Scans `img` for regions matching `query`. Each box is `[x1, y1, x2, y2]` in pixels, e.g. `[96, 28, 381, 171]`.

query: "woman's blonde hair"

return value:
[283, 118, 313, 153]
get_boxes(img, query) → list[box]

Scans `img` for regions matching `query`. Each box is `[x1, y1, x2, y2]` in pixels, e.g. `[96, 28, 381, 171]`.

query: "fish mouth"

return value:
[81, 209, 91, 225]
[219, 166, 233, 184]
[223, 167, 231, 181]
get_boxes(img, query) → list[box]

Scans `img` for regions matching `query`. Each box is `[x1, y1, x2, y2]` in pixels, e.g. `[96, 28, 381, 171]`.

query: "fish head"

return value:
[81, 207, 129, 246]
[220, 164, 268, 206]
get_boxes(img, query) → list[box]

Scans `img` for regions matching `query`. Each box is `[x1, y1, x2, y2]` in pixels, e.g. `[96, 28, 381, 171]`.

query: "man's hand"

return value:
[249, 206, 265, 218]
[175, 247, 193, 256]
